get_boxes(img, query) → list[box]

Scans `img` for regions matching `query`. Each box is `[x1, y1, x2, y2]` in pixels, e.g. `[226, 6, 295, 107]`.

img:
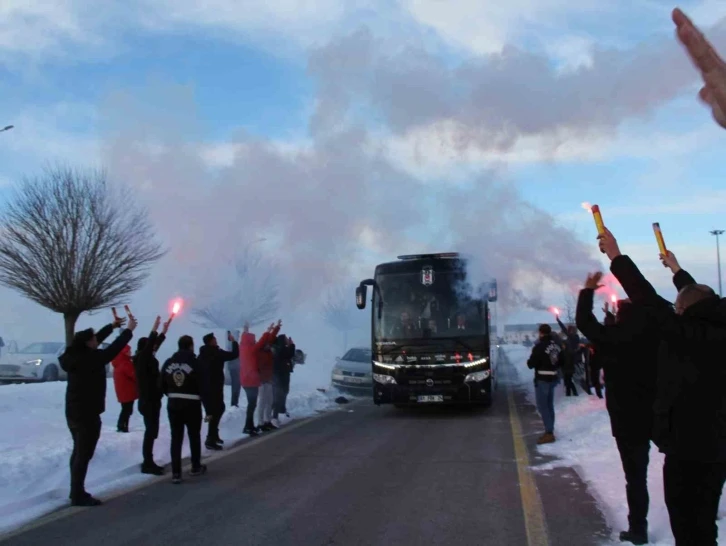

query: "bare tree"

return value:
[321, 284, 361, 353]
[191, 246, 279, 330]
[0, 165, 166, 345]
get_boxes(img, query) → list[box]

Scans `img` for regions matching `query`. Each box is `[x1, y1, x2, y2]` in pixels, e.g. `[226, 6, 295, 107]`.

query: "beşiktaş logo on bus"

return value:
[166, 362, 193, 387]
[421, 266, 434, 286]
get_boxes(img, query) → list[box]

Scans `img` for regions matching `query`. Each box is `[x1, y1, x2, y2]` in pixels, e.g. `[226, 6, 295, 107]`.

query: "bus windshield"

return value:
[373, 270, 486, 341]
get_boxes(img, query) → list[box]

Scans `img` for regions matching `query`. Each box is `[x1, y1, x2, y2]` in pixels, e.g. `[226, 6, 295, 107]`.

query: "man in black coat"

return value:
[59, 312, 136, 506]
[599, 229, 726, 545]
[161, 335, 209, 484]
[527, 324, 564, 445]
[556, 316, 581, 396]
[576, 272, 664, 545]
[198, 332, 239, 450]
[133, 316, 170, 475]
[271, 334, 295, 423]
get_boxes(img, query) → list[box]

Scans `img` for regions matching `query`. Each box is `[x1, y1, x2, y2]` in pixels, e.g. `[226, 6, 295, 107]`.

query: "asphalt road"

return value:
[1, 354, 609, 546]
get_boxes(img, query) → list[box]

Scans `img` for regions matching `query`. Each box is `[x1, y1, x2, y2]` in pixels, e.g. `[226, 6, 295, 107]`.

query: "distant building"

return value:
[503, 323, 561, 345]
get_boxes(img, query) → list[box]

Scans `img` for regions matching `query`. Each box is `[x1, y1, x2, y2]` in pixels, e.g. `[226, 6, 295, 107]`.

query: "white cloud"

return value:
[0, 0, 719, 68]
[401, 0, 601, 55]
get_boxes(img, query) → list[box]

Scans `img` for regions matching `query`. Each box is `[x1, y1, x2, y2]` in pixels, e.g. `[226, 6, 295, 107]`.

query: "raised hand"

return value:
[161, 318, 171, 335]
[660, 250, 681, 274]
[151, 316, 161, 333]
[112, 310, 127, 329]
[127, 315, 138, 332]
[227, 331, 235, 343]
[597, 228, 621, 261]
[673, 8, 726, 129]
[584, 272, 605, 291]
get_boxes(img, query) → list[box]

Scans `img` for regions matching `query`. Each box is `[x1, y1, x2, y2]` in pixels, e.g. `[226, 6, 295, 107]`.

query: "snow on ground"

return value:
[504, 345, 726, 546]
[0, 363, 338, 535]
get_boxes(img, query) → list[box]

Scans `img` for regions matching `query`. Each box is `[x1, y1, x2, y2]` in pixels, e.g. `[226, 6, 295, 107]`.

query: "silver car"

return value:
[0, 341, 113, 383]
[331, 347, 372, 394]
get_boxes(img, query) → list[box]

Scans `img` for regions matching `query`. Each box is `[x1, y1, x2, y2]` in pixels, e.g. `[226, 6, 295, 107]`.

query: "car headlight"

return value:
[373, 373, 397, 385]
[465, 369, 490, 382]
[24, 359, 43, 366]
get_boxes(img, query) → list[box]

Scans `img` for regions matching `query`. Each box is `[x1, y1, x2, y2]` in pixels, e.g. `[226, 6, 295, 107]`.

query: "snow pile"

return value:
[504, 345, 726, 545]
[0, 364, 337, 535]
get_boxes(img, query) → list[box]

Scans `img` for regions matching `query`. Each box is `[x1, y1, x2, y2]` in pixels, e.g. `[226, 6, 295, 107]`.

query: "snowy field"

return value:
[0, 363, 339, 535]
[504, 345, 726, 546]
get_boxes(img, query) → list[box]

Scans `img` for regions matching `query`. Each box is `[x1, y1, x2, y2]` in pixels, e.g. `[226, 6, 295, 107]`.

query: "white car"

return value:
[0, 341, 113, 383]
[331, 347, 372, 394]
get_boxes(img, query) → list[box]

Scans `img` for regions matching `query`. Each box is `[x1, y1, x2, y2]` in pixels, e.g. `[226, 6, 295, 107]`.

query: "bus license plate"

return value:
[417, 395, 443, 403]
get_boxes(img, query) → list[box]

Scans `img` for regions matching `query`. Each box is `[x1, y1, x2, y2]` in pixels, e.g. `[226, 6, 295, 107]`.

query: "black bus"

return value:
[355, 253, 498, 406]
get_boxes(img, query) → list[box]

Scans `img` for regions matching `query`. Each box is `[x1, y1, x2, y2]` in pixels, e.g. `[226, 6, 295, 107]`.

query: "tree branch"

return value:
[0, 164, 166, 322]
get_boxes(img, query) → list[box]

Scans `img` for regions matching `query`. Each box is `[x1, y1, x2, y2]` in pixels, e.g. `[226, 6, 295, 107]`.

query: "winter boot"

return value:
[172, 474, 182, 484]
[619, 528, 647, 544]
[190, 465, 207, 477]
[141, 461, 165, 476]
[537, 433, 556, 445]
[71, 495, 103, 507]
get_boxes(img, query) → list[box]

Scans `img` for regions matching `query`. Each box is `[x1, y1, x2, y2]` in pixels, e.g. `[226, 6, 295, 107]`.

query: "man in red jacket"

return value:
[240, 321, 279, 436]
[112, 345, 138, 433]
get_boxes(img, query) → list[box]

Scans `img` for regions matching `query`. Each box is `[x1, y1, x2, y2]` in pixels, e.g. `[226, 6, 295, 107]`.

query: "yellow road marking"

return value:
[508, 386, 550, 546]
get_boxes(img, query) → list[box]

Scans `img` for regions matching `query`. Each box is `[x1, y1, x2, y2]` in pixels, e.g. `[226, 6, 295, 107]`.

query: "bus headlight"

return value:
[373, 373, 397, 385]
[464, 370, 490, 383]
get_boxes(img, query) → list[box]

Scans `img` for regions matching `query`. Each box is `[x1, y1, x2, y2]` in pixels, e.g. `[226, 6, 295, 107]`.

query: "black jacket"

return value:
[197, 342, 239, 414]
[60, 325, 133, 421]
[133, 331, 166, 412]
[611, 255, 726, 462]
[556, 318, 581, 374]
[161, 350, 208, 412]
[271, 335, 296, 378]
[526, 334, 564, 382]
[576, 288, 661, 440]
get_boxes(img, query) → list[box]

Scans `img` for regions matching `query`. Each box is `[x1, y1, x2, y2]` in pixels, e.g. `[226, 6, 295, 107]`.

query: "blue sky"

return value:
[1, 0, 726, 348]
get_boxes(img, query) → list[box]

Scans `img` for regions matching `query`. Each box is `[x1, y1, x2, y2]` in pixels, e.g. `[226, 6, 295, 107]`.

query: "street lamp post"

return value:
[710, 229, 724, 297]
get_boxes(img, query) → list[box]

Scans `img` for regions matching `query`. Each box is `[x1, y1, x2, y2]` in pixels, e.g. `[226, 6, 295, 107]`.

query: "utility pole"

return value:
[710, 230, 724, 296]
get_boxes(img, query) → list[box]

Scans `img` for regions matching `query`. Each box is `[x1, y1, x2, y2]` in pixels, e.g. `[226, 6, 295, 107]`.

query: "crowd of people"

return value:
[527, 8, 726, 545]
[528, 240, 725, 545]
[59, 311, 298, 505]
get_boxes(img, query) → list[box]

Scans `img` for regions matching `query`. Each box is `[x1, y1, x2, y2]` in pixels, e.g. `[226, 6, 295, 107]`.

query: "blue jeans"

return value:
[228, 363, 241, 406]
[535, 379, 557, 434]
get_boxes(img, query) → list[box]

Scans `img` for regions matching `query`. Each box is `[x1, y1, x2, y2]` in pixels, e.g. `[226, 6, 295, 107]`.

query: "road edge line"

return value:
[507, 380, 550, 546]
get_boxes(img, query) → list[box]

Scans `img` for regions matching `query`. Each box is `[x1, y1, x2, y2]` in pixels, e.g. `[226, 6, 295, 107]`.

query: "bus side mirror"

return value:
[356, 285, 367, 309]
[488, 281, 498, 302]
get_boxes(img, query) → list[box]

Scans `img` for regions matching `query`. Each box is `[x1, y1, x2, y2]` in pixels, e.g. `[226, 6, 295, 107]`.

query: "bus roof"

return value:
[396, 252, 460, 260]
